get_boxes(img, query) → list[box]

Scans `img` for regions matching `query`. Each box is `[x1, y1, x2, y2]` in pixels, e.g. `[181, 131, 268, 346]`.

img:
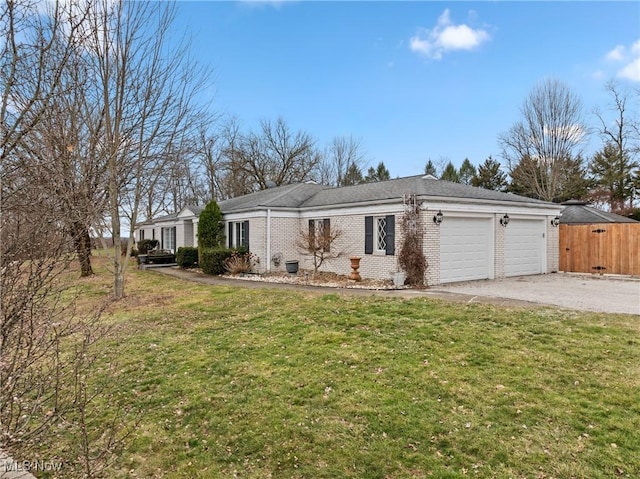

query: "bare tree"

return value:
[23, 35, 110, 277]
[224, 117, 321, 191]
[210, 116, 258, 200]
[78, 0, 210, 299]
[1, 3, 138, 474]
[196, 123, 226, 202]
[590, 81, 640, 211]
[499, 78, 588, 202]
[296, 219, 343, 274]
[319, 135, 368, 186]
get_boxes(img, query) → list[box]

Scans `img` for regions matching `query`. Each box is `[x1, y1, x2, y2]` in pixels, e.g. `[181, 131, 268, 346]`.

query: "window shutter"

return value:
[323, 218, 330, 252]
[228, 222, 233, 248]
[385, 215, 395, 255]
[308, 219, 315, 249]
[243, 220, 250, 249]
[364, 216, 373, 254]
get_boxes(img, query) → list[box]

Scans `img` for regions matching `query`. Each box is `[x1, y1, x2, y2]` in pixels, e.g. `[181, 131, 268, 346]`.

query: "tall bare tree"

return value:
[499, 78, 588, 202]
[1, 3, 137, 474]
[224, 117, 321, 191]
[319, 135, 367, 186]
[590, 81, 640, 211]
[79, 0, 210, 299]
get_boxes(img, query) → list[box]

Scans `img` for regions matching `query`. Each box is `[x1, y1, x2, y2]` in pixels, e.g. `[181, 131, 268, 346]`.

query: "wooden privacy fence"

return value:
[559, 223, 640, 276]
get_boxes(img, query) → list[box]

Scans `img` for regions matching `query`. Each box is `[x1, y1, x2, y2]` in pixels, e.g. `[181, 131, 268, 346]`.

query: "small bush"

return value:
[200, 248, 234, 275]
[176, 247, 198, 268]
[224, 251, 259, 274]
[138, 239, 159, 254]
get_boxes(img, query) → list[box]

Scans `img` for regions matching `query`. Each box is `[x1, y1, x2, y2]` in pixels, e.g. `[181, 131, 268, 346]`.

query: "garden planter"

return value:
[349, 256, 362, 281]
[285, 260, 299, 274]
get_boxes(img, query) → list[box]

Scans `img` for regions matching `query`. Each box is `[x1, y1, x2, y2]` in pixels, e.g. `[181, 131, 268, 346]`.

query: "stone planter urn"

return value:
[349, 256, 362, 281]
[285, 260, 299, 274]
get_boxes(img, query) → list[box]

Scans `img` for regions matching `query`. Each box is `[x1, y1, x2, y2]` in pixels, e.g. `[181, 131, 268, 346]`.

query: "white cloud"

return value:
[605, 45, 625, 61]
[618, 57, 640, 82]
[409, 9, 490, 60]
[603, 39, 640, 83]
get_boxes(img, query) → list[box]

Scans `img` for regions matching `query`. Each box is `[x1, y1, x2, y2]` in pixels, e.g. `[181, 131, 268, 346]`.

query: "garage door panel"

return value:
[440, 217, 492, 283]
[505, 219, 543, 277]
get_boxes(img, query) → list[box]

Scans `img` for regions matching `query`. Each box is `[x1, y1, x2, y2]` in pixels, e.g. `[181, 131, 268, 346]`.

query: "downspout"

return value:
[266, 208, 271, 272]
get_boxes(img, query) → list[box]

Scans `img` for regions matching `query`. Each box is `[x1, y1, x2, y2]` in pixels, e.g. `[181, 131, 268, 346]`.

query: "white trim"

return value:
[177, 207, 198, 218]
[374, 216, 388, 254]
[224, 201, 560, 221]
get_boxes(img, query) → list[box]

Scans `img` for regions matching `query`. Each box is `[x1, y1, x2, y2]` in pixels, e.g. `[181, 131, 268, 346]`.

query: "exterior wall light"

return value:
[433, 210, 443, 225]
[550, 216, 560, 227]
[500, 213, 510, 227]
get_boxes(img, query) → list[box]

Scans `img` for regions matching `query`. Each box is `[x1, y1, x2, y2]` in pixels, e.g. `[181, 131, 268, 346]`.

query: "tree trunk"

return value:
[73, 223, 94, 277]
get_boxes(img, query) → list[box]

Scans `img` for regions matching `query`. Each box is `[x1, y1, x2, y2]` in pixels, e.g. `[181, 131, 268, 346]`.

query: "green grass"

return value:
[42, 260, 640, 478]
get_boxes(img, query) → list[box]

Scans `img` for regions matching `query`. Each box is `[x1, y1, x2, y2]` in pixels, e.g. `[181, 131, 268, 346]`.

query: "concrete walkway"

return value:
[147, 267, 558, 310]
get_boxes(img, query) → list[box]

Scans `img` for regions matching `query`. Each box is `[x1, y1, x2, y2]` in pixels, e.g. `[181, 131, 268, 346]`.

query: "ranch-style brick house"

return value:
[135, 175, 563, 285]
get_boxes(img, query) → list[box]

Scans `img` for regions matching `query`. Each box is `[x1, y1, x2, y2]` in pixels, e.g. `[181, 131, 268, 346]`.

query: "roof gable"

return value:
[177, 204, 203, 218]
[219, 183, 329, 213]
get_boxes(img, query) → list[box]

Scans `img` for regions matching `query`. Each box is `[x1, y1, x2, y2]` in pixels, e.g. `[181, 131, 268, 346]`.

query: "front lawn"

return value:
[43, 262, 640, 478]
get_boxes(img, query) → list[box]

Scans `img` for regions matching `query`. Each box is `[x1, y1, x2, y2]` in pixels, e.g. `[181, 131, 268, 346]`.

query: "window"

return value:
[161, 226, 176, 252]
[139, 229, 145, 241]
[228, 221, 250, 249]
[365, 215, 395, 255]
[308, 218, 331, 252]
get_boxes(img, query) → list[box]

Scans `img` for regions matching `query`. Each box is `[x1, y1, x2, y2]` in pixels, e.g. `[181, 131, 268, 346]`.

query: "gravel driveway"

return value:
[432, 273, 640, 315]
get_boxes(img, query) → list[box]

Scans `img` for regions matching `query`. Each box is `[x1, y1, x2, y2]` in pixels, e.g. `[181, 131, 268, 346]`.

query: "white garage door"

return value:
[440, 217, 493, 283]
[505, 219, 544, 277]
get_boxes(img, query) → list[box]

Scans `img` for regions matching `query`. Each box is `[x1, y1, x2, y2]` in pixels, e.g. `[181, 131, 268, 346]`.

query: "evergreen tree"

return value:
[342, 162, 364, 186]
[198, 200, 225, 249]
[364, 161, 391, 182]
[424, 159, 438, 177]
[459, 158, 476, 185]
[589, 142, 639, 212]
[471, 156, 508, 191]
[509, 154, 589, 202]
[440, 161, 460, 183]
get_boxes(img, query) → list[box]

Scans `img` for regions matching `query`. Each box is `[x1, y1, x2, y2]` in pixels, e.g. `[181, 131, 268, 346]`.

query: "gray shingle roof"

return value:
[560, 203, 638, 224]
[219, 183, 329, 213]
[146, 176, 556, 222]
[300, 175, 552, 208]
[217, 175, 553, 214]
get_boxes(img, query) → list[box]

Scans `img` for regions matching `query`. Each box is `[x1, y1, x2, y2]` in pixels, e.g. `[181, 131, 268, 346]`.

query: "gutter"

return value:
[266, 208, 271, 272]
[222, 195, 561, 216]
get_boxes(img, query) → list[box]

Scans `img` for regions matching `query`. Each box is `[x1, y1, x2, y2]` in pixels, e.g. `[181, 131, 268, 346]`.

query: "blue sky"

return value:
[175, 1, 640, 178]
